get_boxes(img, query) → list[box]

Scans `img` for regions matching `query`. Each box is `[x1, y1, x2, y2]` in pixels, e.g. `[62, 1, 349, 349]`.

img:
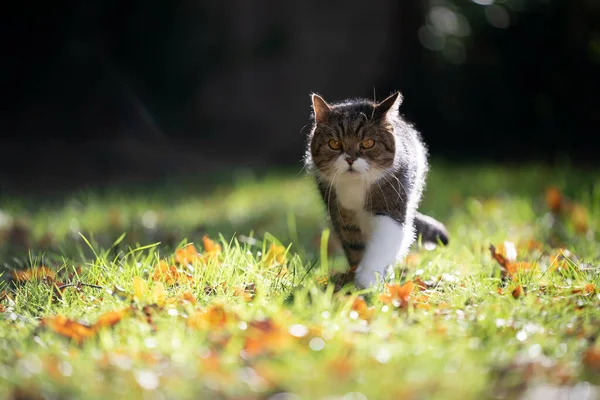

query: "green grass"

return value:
[1, 163, 599, 400]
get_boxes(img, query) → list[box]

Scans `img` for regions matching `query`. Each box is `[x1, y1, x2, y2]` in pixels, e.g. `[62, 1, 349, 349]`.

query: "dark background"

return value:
[2, 0, 599, 192]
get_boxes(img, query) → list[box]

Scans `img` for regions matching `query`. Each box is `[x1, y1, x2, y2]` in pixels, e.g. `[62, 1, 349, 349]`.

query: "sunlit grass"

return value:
[0, 164, 599, 399]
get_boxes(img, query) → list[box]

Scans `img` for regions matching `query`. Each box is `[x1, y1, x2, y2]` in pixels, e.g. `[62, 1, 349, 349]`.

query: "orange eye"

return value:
[361, 139, 375, 149]
[328, 139, 342, 150]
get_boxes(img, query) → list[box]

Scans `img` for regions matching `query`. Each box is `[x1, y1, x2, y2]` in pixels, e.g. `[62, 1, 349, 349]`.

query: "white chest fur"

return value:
[335, 177, 374, 238]
[335, 177, 367, 211]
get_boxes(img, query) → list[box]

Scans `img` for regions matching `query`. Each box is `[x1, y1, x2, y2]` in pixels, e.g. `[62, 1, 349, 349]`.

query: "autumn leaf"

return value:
[243, 318, 291, 358]
[545, 186, 589, 234]
[39, 316, 95, 344]
[263, 243, 287, 266]
[548, 249, 576, 271]
[583, 347, 600, 371]
[180, 291, 197, 305]
[379, 281, 414, 308]
[175, 244, 202, 265]
[187, 304, 234, 330]
[12, 266, 55, 283]
[233, 284, 255, 302]
[152, 282, 167, 307]
[94, 307, 132, 329]
[570, 204, 589, 233]
[202, 235, 222, 255]
[572, 284, 596, 295]
[512, 285, 524, 299]
[413, 277, 427, 291]
[546, 186, 564, 213]
[152, 261, 193, 285]
[132, 276, 148, 301]
[489, 244, 532, 279]
[351, 296, 375, 321]
[414, 294, 431, 310]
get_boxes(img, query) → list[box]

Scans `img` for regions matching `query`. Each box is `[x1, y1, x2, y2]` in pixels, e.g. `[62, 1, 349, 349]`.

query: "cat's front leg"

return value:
[354, 215, 410, 289]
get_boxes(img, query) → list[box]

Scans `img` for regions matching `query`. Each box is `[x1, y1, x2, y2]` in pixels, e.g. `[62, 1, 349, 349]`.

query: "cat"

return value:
[304, 91, 449, 289]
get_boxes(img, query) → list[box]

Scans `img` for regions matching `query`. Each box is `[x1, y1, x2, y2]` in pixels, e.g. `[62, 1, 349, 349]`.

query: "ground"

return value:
[0, 163, 599, 400]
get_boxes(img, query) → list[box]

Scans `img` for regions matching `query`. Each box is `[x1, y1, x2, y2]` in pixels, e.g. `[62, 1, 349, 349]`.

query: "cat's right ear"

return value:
[311, 94, 332, 124]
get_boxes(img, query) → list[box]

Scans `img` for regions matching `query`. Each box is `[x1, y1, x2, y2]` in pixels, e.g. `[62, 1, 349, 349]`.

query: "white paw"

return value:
[354, 264, 387, 289]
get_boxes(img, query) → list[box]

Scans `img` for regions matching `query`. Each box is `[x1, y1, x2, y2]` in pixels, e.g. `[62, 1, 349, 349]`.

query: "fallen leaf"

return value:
[187, 304, 234, 330]
[180, 291, 197, 305]
[39, 316, 96, 344]
[572, 284, 596, 295]
[263, 243, 287, 266]
[512, 285, 524, 299]
[546, 186, 564, 213]
[490, 244, 532, 279]
[379, 281, 414, 308]
[233, 284, 255, 302]
[12, 266, 55, 283]
[152, 282, 167, 307]
[583, 347, 600, 371]
[132, 276, 148, 301]
[351, 296, 375, 321]
[243, 318, 291, 358]
[94, 308, 132, 329]
[571, 204, 589, 233]
[202, 235, 222, 255]
[175, 244, 203, 265]
[152, 261, 193, 285]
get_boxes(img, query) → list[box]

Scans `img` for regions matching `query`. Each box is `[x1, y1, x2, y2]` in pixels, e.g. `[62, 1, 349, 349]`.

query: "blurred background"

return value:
[2, 0, 599, 193]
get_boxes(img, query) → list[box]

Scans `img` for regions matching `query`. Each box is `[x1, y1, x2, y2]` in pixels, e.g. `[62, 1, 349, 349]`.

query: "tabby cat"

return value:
[305, 92, 449, 289]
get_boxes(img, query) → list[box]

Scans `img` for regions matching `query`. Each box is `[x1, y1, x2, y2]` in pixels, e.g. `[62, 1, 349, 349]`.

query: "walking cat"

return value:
[305, 92, 449, 289]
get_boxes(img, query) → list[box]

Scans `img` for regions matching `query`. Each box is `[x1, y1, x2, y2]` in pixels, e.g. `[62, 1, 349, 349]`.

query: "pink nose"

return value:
[346, 157, 355, 165]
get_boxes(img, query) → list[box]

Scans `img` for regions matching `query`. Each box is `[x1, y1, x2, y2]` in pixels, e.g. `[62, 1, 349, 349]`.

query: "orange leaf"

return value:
[202, 235, 222, 255]
[512, 285, 523, 299]
[585, 284, 596, 294]
[187, 304, 233, 330]
[243, 318, 290, 358]
[490, 245, 532, 279]
[233, 285, 255, 302]
[263, 243, 287, 266]
[12, 266, 55, 283]
[583, 347, 600, 370]
[351, 296, 375, 321]
[379, 281, 414, 308]
[175, 244, 203, 265]
[572, 284, 596, 295]
[546, 186, 564, 213]
[180, 291, 197, 305]
[152, 261, 193, 285]
[94, 308, 131, 329]
[413, 277, 427, 291]
[39, 316, 95, 344]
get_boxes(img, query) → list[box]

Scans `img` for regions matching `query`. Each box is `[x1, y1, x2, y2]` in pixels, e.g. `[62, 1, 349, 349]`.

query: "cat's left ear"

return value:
[311, 93, 332, 124]
[374, 92, 403, 119]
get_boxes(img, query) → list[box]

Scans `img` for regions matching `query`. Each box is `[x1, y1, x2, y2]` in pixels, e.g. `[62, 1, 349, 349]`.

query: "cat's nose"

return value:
[345, 157, 355, 165]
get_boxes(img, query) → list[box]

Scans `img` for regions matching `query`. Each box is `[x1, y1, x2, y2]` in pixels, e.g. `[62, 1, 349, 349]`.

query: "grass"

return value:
[0, 163, 599, 399]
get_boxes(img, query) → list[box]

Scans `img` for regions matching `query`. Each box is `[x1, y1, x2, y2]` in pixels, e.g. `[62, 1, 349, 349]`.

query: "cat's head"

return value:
[307, 92, 402, 183]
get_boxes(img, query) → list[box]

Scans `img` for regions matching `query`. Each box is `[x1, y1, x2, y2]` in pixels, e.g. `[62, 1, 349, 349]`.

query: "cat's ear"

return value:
[374, 92, 403, 119]
[311, 93, 332, 124]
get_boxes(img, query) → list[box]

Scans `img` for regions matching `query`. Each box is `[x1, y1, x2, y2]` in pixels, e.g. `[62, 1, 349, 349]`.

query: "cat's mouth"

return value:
[344, 167, 363, 176]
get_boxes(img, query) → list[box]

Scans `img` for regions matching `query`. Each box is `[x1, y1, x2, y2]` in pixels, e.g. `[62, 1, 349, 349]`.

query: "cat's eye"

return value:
[361, 139, 375, 149]
[328, 139, 342, 150]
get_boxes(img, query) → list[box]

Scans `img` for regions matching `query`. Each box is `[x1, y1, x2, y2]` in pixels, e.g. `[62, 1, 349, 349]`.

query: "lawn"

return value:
[0, 163, 599, 400]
